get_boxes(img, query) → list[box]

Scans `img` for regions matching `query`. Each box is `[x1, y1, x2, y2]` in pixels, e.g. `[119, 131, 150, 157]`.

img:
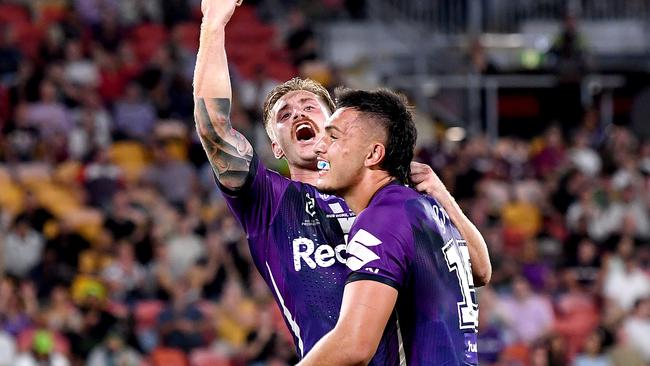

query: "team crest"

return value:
[305, 193, 316, 217]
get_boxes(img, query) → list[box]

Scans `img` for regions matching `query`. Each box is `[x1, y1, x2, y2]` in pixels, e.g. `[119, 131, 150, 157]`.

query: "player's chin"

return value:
[315, 178, 336, 194]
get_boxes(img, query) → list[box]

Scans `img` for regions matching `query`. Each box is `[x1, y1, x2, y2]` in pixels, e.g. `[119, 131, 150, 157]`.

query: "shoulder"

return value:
[356, 184, 421, 226]
[351, 186, 419, 242]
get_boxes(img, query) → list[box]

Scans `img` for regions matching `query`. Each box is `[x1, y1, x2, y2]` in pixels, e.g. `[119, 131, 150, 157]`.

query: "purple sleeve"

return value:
[217, 153, 290, 236]
[345, 208, 413, 290]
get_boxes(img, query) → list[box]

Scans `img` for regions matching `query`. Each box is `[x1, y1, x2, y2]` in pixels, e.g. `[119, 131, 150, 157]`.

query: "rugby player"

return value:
[300, 88, 479, 365]
[194, 0, 489, 361]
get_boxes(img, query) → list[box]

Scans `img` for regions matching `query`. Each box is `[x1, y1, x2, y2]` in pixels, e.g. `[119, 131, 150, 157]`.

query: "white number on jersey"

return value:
[442, 239, 478, 330]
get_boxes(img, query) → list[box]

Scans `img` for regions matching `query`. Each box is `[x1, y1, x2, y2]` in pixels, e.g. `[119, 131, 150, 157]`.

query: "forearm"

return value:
[297, 328, 367, 366]
[194, 21, 230, 99]
[436, 192, 491, 286]
[193, 16, 253, 189]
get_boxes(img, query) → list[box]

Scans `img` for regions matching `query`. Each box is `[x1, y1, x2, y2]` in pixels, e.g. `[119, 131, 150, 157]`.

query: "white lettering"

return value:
[315, 245, 335, 267]
[334, 244, 347, 263]
[293, 238, 316, 271]
[293, 238, 347, 271]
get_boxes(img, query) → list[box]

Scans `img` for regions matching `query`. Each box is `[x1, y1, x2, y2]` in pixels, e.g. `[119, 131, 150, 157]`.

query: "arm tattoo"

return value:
[194, 97, 254, 189]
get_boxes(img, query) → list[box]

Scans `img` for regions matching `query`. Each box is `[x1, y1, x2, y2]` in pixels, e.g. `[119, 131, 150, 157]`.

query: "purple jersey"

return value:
[218, 154, 362, 358]
[346, 182, 479, 365]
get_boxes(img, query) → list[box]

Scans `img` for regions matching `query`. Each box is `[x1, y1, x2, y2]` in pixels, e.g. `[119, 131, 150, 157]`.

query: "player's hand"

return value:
[201, 0, 240, 26]
[410, 161, 449, 199]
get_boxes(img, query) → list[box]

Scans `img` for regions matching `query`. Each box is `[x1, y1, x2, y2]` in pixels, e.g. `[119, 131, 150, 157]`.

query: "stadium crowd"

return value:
[0, 0, 648, 365]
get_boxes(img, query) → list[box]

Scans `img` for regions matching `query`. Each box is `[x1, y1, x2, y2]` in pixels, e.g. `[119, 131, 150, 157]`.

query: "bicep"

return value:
[194, 96, 254, 189]
[335, 280, 398, 355]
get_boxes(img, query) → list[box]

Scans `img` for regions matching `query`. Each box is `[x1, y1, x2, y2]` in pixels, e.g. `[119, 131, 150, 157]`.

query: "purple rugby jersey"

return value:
[218, 153, 401, 363]
[346, 182, 479, 366]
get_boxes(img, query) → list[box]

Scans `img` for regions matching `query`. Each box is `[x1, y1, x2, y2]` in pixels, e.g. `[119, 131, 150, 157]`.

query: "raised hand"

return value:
[201, 0, 240, 26]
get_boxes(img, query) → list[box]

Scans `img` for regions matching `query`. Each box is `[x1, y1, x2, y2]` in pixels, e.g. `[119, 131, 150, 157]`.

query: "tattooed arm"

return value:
[193, 0, 253, 190]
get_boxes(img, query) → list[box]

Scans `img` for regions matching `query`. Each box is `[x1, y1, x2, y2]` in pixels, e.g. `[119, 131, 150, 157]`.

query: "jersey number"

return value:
[442, 239, 478, 330]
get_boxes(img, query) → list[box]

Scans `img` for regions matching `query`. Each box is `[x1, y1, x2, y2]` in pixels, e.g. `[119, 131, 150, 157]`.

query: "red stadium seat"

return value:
[0, 3, 30, 25]
[38, 6, 68, 25]
[134, 300, 165, 332]
[11, 22, 44, 59]
[130, 23, 169, 62]
[173, 22, 200, 52]
[150, 348, 189, 366]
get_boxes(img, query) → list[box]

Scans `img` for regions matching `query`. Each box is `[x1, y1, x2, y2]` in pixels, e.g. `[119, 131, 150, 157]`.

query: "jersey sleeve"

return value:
[217, 152, 290, 237]
[345, 208, 413, 290]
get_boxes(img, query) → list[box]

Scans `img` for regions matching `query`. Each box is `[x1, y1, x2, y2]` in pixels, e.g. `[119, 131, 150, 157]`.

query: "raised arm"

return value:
[410, 162, 492, 286]
[194, 0, 253, 190]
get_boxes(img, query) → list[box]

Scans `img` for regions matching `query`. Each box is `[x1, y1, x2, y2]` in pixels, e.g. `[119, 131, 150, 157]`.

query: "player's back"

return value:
[346, 183, 478, 365]
[401, 192, 478, 365]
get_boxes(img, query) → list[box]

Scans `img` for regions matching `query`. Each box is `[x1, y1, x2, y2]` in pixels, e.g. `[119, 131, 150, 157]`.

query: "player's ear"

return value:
[365, 143, 385, 167]
[271, 140, 285, 160]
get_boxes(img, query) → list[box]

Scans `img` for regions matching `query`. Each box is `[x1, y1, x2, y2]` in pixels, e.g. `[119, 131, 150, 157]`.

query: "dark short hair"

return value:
[335, 88, 416, 184]
[262, 78, 336, 136]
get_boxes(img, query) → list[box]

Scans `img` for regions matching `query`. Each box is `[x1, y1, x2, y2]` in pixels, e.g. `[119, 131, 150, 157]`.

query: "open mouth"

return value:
[317, 159, 330, 171]
[295, 122, 316, 142]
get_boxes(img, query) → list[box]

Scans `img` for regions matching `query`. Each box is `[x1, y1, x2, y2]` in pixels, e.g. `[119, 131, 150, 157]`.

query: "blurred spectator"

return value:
[86, 326, 142, 366]
[101, 242, 146, 304]
[156, 280, 207, 353]
[573, 329, 611, 366]
[103, 192, 140, 242]
[569, 130, 602, 177]
[68, 295, 118, 360]
[24, 80, 72, 138]
[603, 247, 650, 313]
[92, 10, 124, 52]
[80, 149, 123, 209]
[214, 280, 257, 353]
[117, 0, 162, 26]
[16, 191, 54, 233]
[43, 286, 82, 335]
[112, 83, 156, 140]
[69, 93, 113, 160]
[14, 330, 69, 366]
[0, 25, 22, 84]
[0, 329, 16, 366]
[554, 272, 600, 358]
[143, 142, 197, 208]
[3, 217, 45, 278]
[498, 276, 555, 344]
[532, 125, 566, 179]
[621, 297, 650, 362]
[165, 216, 204, 280]
[608, 324, 646, 366]
[548, 13, 590, 134]
[0, 279, 37, 338]
[4, 104, 40, 162]
[47, 221, 90, 276]
[63, 40, 99, 88]
[285, 8, 318, 67]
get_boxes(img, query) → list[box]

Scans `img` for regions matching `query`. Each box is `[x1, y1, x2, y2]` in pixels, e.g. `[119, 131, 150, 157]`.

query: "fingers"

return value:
[413, 181, 430, 194]
[410, 161, 432, 175]
[410, 172, 428, 184]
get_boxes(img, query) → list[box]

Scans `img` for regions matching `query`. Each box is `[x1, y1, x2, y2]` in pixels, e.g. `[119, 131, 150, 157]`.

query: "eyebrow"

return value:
[325, 125, 342, 133]
[276, 97, 319, 116]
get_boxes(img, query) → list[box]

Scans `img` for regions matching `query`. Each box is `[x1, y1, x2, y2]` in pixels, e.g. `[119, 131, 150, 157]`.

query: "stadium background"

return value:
[0, 0, 649, 365]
